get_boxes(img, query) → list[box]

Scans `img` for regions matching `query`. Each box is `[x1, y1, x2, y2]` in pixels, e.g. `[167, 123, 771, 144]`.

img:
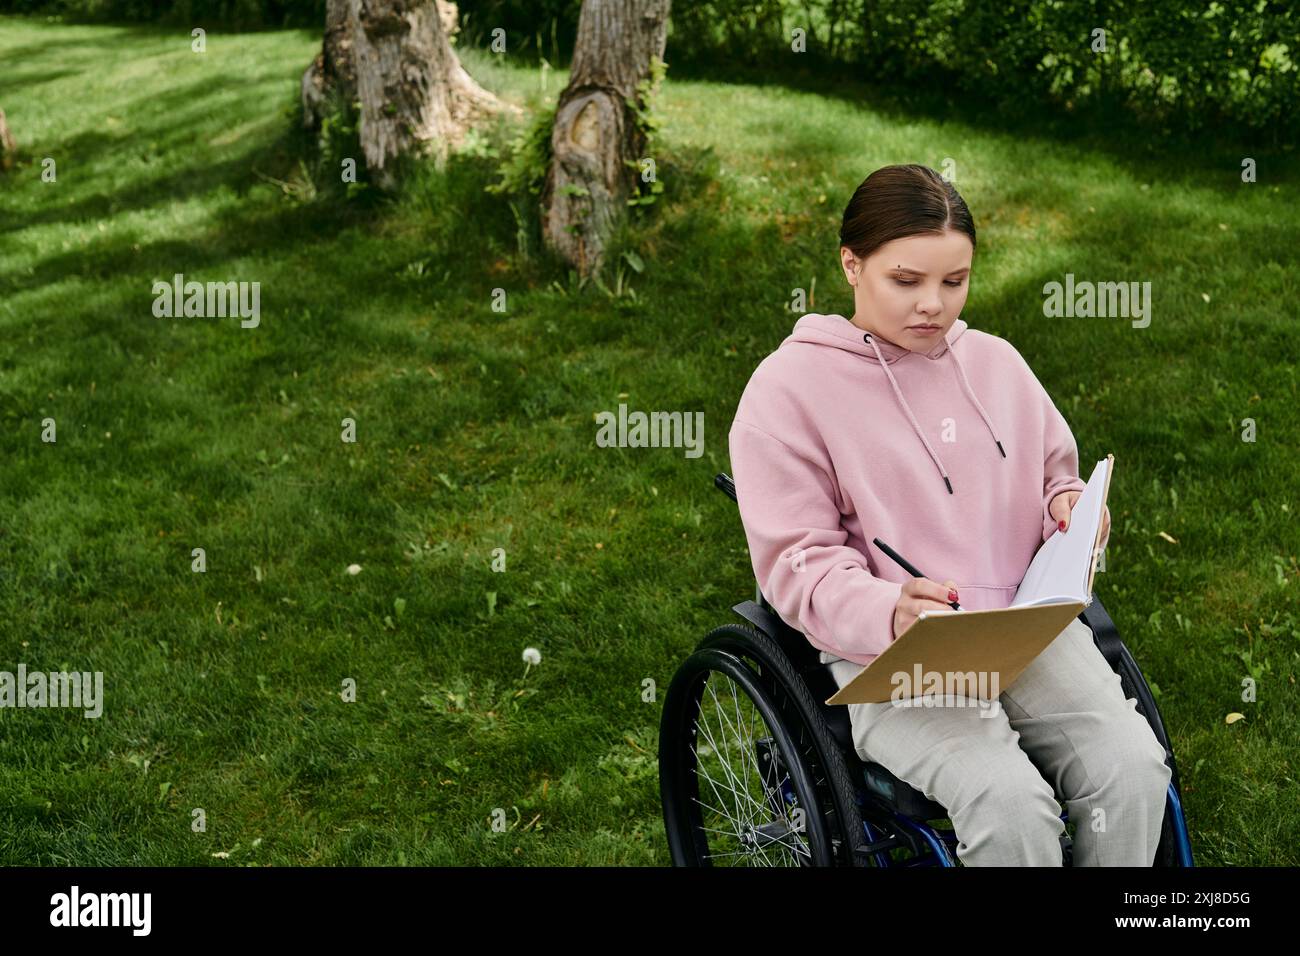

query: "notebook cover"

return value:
[825, 600, 1086, 705]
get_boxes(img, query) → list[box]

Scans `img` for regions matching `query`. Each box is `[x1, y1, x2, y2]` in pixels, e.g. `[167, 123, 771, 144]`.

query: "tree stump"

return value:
[542, 0, 672, 278]
[0, 109, 16, 172]
[302, 0, 519, 187]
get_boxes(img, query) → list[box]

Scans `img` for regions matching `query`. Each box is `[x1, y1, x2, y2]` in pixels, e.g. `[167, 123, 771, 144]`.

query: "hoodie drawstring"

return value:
[949, 344, 1007, 460]
[863, 331, 1005, 494]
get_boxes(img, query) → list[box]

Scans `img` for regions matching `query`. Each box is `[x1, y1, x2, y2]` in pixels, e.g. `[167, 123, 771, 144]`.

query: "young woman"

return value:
[727, 164, 1170, 866]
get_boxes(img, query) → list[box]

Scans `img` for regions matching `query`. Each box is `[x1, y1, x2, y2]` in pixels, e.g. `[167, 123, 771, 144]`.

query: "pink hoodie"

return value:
[728, 312, 1089, 667]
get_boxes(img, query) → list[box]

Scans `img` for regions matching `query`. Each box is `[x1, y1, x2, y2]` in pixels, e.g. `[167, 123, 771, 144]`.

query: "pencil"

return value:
[873, 537, 963, 610]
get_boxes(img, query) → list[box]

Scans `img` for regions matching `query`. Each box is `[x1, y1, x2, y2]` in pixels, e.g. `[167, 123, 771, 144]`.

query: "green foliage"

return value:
[307, 92, 375, 204]
[669, 0, 1299, 141]
[628, 55, 668, 143]
[484, 102, 556, 202]
[11, 0, 1291, 138]
[454, 1, 584, 65]
[479, 104, 556, 259]
[624, 55, 669, 209]
[3, 0, 326, 29]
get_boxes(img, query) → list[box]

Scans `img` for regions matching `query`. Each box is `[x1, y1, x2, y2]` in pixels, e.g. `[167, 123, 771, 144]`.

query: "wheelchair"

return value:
[657, 472, 1194, 867]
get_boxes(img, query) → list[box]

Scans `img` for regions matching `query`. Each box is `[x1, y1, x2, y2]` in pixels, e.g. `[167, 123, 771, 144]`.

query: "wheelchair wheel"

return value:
[659, 623, 870, 866]
[1114, 648, 1193, 868]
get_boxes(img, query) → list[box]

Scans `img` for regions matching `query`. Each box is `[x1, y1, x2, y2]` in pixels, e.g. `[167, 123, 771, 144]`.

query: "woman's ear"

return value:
[841, 249, 859, 287]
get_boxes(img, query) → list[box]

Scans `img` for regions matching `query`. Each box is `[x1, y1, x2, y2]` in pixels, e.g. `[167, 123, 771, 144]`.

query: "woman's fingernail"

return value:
[948, 589, 959, 602]
[1058, 520, 1067, 531]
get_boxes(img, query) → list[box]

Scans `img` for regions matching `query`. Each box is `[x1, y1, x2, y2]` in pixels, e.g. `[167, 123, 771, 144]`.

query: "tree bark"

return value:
[0, 108, 16, 172]
[301, 0, 356, 130]
[302, 0, 519, 186]
[542, 0, 671, 278]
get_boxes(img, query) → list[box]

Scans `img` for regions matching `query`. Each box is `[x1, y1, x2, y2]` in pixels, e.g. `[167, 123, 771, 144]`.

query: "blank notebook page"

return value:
[1012, 457, 1110, 608]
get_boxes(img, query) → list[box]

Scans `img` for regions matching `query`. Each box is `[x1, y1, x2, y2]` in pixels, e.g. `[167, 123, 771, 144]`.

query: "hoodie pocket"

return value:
[952, 582, 1021, 607]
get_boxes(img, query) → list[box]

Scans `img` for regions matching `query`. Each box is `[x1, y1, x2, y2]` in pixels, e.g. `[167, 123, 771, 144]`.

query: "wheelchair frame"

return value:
[657, 473, 1194, 867]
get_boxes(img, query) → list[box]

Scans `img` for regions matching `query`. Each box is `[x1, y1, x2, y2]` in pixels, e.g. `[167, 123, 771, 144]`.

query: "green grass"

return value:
[1, 15, 1297, 866]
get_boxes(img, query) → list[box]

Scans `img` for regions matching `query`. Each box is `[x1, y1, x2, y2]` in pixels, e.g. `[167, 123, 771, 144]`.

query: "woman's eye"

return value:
[943, 279, 965, 287]
[892, 278, 965, 287]
[893, 278, 917, 286]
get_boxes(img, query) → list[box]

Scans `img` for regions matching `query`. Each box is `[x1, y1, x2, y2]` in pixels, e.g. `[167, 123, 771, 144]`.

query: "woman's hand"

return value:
[1049, 491, 1111, 550]
[893, 577, 959, 639]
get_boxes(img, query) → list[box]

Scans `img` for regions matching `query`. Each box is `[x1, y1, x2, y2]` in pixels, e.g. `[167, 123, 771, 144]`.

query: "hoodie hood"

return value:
[784, 311, 968, 361]
[783, 313, 1004, 493]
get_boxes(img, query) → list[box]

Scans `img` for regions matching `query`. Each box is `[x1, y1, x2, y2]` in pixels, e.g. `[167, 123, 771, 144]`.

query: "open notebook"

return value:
[922, 453, 1113, 619]
[826, 454, 1114, 706]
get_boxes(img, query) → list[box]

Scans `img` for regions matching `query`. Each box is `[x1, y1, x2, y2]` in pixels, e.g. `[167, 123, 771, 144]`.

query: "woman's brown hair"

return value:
[839, 164, 977, 261]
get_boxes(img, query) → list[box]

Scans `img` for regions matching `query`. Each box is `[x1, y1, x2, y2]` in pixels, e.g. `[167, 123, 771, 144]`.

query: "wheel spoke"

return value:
[697, 681, 761, 819]
[693, 685, 769, 861]
[706, 676, 768, 816]
[693, 715, 768, 828]
[693, 751, 764, 823]
[702, 678, 758, 820]
[687, 668, 812, 866]
[690, 739, 747, 843]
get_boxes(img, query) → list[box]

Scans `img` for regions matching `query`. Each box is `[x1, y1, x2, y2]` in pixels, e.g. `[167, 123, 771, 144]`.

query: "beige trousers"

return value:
[826, 615, 1172, 866]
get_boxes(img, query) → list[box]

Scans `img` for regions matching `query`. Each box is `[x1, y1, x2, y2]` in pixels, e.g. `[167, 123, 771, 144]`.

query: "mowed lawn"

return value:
[0, 15, 1297, 865]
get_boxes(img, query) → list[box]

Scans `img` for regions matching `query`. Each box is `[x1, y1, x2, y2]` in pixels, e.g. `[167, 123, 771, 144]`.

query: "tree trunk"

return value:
[0, 109, 16, 172]
[301, 0, 356, 130]
[542, 0, 671, 279]
[302, 0, 519, 186]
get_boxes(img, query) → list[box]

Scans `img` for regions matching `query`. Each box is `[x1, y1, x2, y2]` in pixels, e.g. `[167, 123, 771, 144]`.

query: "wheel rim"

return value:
[662, 648, 832, 866]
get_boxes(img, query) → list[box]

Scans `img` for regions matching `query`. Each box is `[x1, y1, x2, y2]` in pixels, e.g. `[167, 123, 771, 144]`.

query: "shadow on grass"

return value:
[0, 76, 320, 235]
[0, 67, 81, 93]
[670, 54, 1297, 187]
[0, 14, 321, 43]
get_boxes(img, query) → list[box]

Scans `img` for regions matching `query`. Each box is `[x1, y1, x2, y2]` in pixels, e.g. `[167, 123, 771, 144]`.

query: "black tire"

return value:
[1086, 602, 1192, 867]
[659, 623, 873, 866]
[1113, 646, 1192, 867]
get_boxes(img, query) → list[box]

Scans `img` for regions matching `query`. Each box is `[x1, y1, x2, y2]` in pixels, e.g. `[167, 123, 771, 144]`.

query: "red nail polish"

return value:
[948, 589, 959, 602]
[1058, 520, 1066, 531]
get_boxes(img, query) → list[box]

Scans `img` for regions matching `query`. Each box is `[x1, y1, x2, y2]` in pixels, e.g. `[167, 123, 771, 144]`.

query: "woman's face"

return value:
[840, 231, 973, 349]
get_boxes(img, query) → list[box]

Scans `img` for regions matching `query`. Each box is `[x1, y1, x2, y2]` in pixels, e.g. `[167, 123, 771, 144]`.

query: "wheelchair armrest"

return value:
[1080, 597, 1123, 674]
[1080, 595, 1177, 768]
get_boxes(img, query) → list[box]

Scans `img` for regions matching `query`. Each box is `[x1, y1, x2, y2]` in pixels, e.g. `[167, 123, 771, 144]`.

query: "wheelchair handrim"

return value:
[658, 646, 834, 866]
